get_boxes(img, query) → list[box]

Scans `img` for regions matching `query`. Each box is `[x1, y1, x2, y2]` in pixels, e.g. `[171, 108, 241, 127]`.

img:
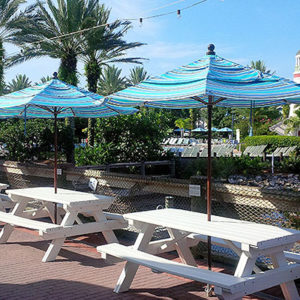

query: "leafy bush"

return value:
[93, 109, 170, 163]
[182, 156, 269, 179]
[0, 119, 73, 162]
[243, 135, 300, 152]
[275, 153, 300, 174]
[75, 143, 116, 166]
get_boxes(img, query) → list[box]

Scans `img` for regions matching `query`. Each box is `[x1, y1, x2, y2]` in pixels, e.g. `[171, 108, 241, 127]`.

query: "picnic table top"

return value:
[124, 208, 300, 249]
[6, 187, 115, 207]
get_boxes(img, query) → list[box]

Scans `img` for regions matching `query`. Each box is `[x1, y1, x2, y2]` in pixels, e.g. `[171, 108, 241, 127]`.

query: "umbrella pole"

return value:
[205, 95, 213, 296]
[54, 110, 58, 224]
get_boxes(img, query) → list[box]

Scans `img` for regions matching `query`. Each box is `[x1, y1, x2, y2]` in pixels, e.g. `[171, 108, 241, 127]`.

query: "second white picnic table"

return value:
[98, 208, 300, 299]
[0, 187, 126, 262]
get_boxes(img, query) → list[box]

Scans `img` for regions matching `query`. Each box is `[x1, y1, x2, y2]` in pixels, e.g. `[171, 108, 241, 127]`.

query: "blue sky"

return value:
[4, 0, 300, 87]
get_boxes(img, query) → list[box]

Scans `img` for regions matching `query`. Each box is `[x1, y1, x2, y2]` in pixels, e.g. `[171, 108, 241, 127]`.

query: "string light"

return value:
[2, 0, 208, 59]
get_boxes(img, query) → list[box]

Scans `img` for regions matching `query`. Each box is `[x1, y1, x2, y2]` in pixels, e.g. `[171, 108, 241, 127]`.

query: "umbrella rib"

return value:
[70, 108, 76, 117]
[32, 104, 55, 114]
[191, 96, 207, 105]
[213, 97, 227, 105]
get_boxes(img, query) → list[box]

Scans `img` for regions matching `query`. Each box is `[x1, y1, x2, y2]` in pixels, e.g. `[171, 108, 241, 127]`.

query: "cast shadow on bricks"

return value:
[0, 280, 210, 300]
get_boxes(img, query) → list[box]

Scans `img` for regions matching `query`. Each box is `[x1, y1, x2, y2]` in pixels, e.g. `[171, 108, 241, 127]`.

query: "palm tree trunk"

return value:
[85, 56, 101, 147]
[0, 38, 5, 95]
[58, 52, 78, 163]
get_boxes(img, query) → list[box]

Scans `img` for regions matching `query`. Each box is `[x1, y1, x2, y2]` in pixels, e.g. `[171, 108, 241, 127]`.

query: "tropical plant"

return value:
[98, 65, 127, 96]
[174, 117, 192, 137]
[250, 60, 274, 74]
[127, 66, 149, 86]
[91, 108, 170, 163]
[284, 108, 300, 134]
[8, 0, 102, 85]
[0, 0, 30, 95]
[80, 3, 144, 146]
[6, 74, 31, 92]
[39, 75, 52, 83]
[282, 105, 290, 119]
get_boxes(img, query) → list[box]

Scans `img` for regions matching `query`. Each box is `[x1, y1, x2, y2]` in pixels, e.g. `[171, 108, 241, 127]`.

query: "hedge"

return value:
[243, 135, 300, 152]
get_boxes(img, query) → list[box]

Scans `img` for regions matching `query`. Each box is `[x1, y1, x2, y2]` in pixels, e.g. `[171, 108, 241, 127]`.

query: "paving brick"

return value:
[0, 228, 298, 299]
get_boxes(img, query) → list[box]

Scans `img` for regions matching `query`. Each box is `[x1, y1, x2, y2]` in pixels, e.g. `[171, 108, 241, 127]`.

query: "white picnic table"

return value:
[0, 183, 11, 212]
[0, 187, 126, 262]
[0, 183, 8, 190]
[98, 208, 300, 300]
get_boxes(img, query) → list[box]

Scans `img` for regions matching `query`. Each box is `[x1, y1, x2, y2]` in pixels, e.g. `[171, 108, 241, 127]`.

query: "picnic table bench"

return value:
[98, 209, 300, 300]
[0, 187, 127, 262]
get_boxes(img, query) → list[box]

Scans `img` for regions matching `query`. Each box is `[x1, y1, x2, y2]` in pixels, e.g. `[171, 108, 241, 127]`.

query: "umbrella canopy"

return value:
[0, 74, 137, 197]
[174, 128, 190, 132]
[211, 127, 218, 132]
[0, 76, 136, 118]
[217, 127, 233, 132]
[191, 127, 207, 132]
[107, 46, 300, 108]
[107, 44, 300, 281]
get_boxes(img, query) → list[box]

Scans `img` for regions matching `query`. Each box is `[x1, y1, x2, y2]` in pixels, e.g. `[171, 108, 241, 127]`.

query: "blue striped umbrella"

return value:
[218, 127, 233, 132]
[106, 44, 300, 281]
[0, 73, 137, 202]
[107, 47, 300, 108]
[191, 127, 207, 132]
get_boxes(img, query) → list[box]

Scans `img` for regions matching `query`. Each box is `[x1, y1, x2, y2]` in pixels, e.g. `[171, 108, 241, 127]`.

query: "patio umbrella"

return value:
[105, 44, 300, 288]
[217, 127, 232, 132]
[191, 127, 207, 132]
[0, 73, 137, 220]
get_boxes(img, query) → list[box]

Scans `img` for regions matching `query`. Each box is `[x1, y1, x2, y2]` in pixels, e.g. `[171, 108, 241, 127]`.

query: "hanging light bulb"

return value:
[177, 9, 181, 18]
[139, 18, 143, 27]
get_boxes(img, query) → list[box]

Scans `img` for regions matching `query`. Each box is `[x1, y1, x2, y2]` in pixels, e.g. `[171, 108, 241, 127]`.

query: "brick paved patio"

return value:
[0, 227, 298, 300]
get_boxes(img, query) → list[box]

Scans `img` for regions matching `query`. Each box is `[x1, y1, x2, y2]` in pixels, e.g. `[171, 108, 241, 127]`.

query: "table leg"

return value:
[43, 202, 63, 224]
[42, 211, 77, 262]
[114, 223, 156, 293]
[167, 228, 197, 267]
[270, 252, 300, 300]
[0, 199, 29, 243]
[234, 251, 257, 277]
[92, 211, 118, 243]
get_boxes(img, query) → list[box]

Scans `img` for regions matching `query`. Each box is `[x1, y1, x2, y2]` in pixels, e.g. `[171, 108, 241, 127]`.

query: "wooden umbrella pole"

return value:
[205, 95, 213, 296]
[54, 109, 58, 224]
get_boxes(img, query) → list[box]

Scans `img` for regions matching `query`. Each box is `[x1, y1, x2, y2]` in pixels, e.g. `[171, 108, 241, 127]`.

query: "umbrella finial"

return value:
[53, 72, 58, 79]
[206, 44, 215, 55]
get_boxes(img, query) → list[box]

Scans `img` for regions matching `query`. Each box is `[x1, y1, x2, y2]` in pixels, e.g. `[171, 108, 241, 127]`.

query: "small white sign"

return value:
[189, 184, 201, 197]
[56, 168, 62, 175]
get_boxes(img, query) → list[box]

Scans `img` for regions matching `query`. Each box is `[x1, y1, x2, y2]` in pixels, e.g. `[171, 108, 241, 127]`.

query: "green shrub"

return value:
[75, 143, 116, 166]
[0, 119, 73, 162]
[182, 156, 269, 179]
[243, 135, 300, 152]
[275, 153, 300, 174]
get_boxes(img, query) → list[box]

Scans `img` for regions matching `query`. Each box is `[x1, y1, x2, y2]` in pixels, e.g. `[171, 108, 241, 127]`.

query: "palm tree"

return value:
[8, 0, 109, 162]
[98, 65, 127, 96]
[0, 0, 29, 95]
[174, 118, 192, 137]
[127, 66, 149, 86]
[39, 75, 52, 83]
[80, 3, 144, 146]
[250, 60, 274, 75]
[8, 0, 100, 85]
[6, 74, 31, 92]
